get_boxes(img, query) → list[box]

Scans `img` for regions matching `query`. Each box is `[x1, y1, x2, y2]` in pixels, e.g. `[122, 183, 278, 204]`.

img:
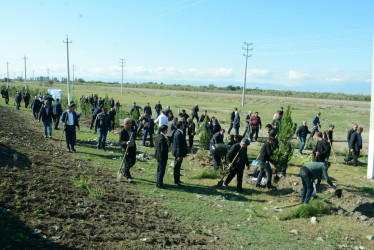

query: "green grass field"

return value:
[2, 82, 374, 249]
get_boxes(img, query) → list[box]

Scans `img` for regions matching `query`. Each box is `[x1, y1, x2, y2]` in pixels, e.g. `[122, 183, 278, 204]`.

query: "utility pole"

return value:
[63, 35, 72, 104]
[6, 62, 9, 88]
[367, 33, 374, 179]
[72, 64, 75, 89]
[47, 68, 50, 81]
[120, 58, 126, 95]
[23, 56, 28, 90]
[241, 42, 253, 107]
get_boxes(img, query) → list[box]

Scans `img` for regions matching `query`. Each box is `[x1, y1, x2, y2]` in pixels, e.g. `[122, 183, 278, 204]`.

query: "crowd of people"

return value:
[1, 89, 364, 203]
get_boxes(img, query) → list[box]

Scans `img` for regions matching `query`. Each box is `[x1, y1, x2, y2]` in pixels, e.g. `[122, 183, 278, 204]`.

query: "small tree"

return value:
[196, 115, 210, 150]
[270, 105, 297, 172]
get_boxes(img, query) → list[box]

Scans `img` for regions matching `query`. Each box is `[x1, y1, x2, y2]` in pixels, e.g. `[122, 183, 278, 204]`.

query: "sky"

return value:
[1, 0, 373, 94]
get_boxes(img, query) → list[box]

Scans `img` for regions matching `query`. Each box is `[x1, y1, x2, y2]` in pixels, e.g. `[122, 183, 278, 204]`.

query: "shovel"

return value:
[216, 150, 240, 188]
[117, 132, 133, 181]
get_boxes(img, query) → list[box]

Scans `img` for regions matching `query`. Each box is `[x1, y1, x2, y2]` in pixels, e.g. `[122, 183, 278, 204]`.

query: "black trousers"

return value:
[227, 122, 234, 134]
[191, 114, 199, 123]
[157, 160, 167, 187]
[256, 160, 272, 187]
[33, 110, 39, 120]
[90, 114, 97, 130]
[346, 149, 360, 166]
[188, 135, 194, 148]
[53, 115, 61, 129]
[174, 157, 183, 184]
[224, 165, 244, 191]
[122, 147, 136, 178]
[25, 101, 29, 108]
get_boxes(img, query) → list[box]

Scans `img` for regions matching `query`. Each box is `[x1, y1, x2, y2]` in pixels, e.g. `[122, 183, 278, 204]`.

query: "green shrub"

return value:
[71, 175, 92, 190]
[87, 185, 105, 200]
[191, 169, 221, 179]
[280, 199, 332, 220]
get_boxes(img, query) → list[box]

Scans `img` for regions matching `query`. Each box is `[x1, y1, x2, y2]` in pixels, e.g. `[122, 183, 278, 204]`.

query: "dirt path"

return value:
[0, 105, 213, 249]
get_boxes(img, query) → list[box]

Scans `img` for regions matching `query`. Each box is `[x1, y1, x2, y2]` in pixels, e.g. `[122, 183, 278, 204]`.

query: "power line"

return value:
[242, 42, 253, 107]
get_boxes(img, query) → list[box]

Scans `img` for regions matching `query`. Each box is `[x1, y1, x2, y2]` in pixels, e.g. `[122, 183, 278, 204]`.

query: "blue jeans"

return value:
[250, 125, 259, 141]
[234, 126, 239, 135]
[300, 169, 314, 204]
[157, 161, 167, 187]
[299, 136, 306, 153]
[142, 127, 154, 146]
[156, 111, 160, 118]
[65, 125, 76, 150]
[43, 119, 52, 137]
[98, 128, 108, 149]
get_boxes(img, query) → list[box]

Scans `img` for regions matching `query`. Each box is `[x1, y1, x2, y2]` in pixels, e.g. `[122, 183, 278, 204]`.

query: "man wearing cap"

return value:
[119, 118, 137, 182]
[155, 125, 169, 188]
[299, 161, 336, 204]
[172, 121, 188, 186]
[61, 104, 80, 152]
[223, 138, 250, 193]
[256, 137, 277, 189]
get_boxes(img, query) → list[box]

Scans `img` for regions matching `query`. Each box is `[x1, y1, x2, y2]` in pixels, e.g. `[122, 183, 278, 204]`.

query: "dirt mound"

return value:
[0, 106, 213, 249]
[330, 191, 374, 218]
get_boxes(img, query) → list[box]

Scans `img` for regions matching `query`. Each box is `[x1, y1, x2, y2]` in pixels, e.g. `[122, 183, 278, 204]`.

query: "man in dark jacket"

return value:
[242, 111, 252, 138]
[52, 98, 63, 130]
[172, 121, 188, 186]
[31, 96, 41, 120]
[199, 110, 209, 123]
[210, 129, 225, 171]
[311, 132, 330, 162]
[109, 108, 116, 130]
[95, 107, 111, 150]
[110, 97, 115, 108]
[164, 105, 172, 118]
[39, 100, 53, 138]
[250, 112, 262, 142]
[265, 124, 277, 138]
[155, 125, 169, 188]
[310, 112, 321, 140]
[61, 104, 80, 152]
[296, 121, 311, 154]
[323, 124, 335, 160]
[23, 91, 30, 108]
[139, 111, 154, 147]
[345, 127, 363, 166]
[119, 118, 137, 182]
[187, 118, 196, 149]
[227, 108, 237, 135]
[154, 101, 162, 118]
[130, 102, 142, 116]
[144, 102, 152, 116]
[347, 124, 358, 146]
[3, 88, 9, 104]
[167, 117, 178, 147]
[191, 104, 199, 122]
[223, 138, 250, 193]
[233, 111, 240, 135]
[256, 137, 277, 189]
[15, 91, 22, 110]
[90, 105, 102, 130]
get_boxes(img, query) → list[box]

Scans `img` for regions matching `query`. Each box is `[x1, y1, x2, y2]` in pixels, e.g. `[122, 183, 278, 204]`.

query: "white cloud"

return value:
[247, 69, 270, 77]
[288, 70, 310, 80]
[326, 77, 344, 82]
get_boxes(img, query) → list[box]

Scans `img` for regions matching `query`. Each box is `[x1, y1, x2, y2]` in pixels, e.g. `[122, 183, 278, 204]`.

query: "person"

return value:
[265, 124, 277, 138]
[178, 113, 187, 136]
[98, 97, 104, 107]
[256, 137, 277, 189]
[207, 117, 221, 135]
[155, 110, 168, 134]
[167, 117, 178, 147]
[144, 102, 152, 116]
[155, 125, 169, 188]
[187, 118, 195, 149]
[95, 107, 111, 150]
[272, 111, 281, 133]
[323, 124, 335, 161]
[90, 105, 102, 130]
[110, 97, 115, 108]
[299, 161, 335, 204]
[109, 108, 116, 130]
[61, 104, 80, 152]
[250, 112, 262, 142]
[167, 111, 174, 122]
[164, 105, 172, 117]
[3, 87, 9, 104]
[38, 100, 53, 138]
[15, 91, 22, 110]
[296, 121, 311, 154]
[210, 129, 225, 171]
[311, 132, 330, 162]
[227, 134, 241, 147]
[223, 138, 250, 193]
[191, 104, 199, 122]
[279, 107, 284, 119]
[347, 124, 358, 146]
[139, 111, 154, 147]
[242, 111, 252, 138]
[31, 96, 41, 120]
[154, 101, 162, 118]
[233, 111, 240, 135]
[199, 110, 209, 123]
[172, 121, 188, 186]
[227, 108, 237, 135]
[115, 100, 121, 110]
[130, 102, 142, 116]
[52, 98, 63, 130]
[45, 95, 54, 106]
[119, 118, 137, 183]
[310, 112, 321, 140]
[24, 91, 30, 108]
[345, 127, 363, 166]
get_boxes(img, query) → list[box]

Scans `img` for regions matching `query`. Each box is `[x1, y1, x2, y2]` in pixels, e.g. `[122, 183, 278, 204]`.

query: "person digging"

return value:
[299, 161, 336, 204]
[222, 138, 250, 193]
[255, 137, 278, 190]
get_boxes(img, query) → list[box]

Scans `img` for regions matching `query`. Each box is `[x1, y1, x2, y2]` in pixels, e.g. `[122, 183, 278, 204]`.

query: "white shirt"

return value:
[66, 112, 74, 125]
[155, 114, 168, 126]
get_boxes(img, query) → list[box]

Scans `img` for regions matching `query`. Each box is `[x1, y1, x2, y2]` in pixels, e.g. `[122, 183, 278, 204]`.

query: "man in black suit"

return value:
[52, 98, 63, 130]
[345, 127, 363, 166]
[167, 117, 178, 147]
[39, 100, 53, 138]
[172, 121, 188, 186]
[224, 138, 250, 193]
[24, 91, 30, 108]
[227, 108, 237, 135]
[31, 96, 41, 120]
[311, 132, 330, 162]
[155, 125, 169, 188]
[347, 124, 358, 146]
[119, 118, 137, 183]
[61, 104, 80, 152]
